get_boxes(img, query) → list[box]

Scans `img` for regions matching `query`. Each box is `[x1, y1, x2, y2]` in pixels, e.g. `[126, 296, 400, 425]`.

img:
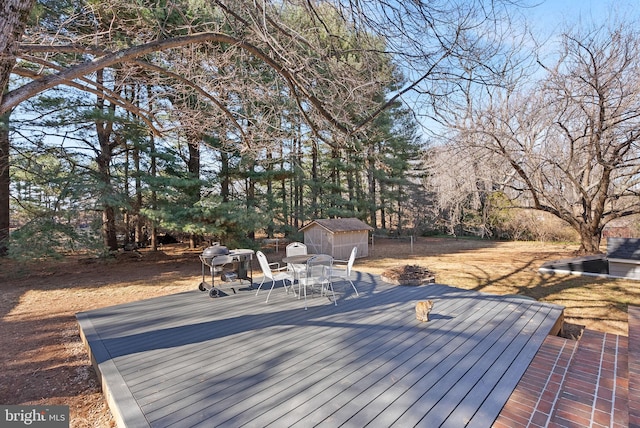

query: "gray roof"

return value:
[607, 237, 640, 260]
[299, 217, 373, 233]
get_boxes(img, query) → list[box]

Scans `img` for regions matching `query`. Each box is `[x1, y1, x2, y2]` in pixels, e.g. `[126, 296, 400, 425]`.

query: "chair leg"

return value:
[326, 281, 337, 305]
[255, 277, 266, 296]
[349, 279, 359, 296]
[332, 276, 359, 297]
[265, 279, 276, 303]
[303, 281, 308, 310]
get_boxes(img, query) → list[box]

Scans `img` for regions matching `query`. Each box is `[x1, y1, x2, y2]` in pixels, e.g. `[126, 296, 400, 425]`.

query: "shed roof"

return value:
[299, 217, 373, 233]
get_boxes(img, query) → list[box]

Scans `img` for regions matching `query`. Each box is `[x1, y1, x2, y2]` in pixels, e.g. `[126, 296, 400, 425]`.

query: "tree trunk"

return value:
[0, 0, 34, 107]
[146, 86, 158, 251]
[330, 146, 340, 214]
[133, 142, 144, 246]
[293, 137, 301, 229]
[345, 150, 355, 213]
[0, 108, 9, 255]
[0, 0, 35, 255]
[187, 136, 201, 249]
[95, 69, 118, 251]
[102, 206, 118, 251]
[150, 133, 158, 251]
[266, 150, 273, 238]
[279, 142, 287, 237]
[220, 151, 230, 202]
[578, 226, 602, 254]
[246, 158, 256, 241]
[310, 140, 319, 219]
[123, 144, 131, 246]
[96, 145, 118, 251]
[367, 145, 377, 228]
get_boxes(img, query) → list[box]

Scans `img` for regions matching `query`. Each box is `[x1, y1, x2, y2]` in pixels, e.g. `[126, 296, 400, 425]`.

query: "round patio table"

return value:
[281, 254, 315, 264]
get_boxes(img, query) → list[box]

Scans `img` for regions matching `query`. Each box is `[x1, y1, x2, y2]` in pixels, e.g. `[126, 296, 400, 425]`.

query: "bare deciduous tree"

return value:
[444, 19, 640, 253]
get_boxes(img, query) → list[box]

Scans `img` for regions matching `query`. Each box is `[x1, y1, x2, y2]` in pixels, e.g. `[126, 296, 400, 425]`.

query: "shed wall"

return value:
[331, 231, 369, 259]
[303, 226, 369, 259]
[303, 226, 331, 256]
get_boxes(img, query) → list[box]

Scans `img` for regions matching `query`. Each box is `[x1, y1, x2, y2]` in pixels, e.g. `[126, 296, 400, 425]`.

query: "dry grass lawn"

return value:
[365, 237, 639, 335]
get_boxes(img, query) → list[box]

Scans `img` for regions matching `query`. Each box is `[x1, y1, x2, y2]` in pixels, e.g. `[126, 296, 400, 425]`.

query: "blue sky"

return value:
[528, 0, 639, 34]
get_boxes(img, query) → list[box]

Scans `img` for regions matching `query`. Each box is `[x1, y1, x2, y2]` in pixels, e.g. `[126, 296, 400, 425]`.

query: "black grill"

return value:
[198, 247, 254, 297]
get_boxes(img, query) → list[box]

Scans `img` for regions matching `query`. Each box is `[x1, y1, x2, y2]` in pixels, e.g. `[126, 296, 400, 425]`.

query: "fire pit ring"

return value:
[381, 264, 436, 286]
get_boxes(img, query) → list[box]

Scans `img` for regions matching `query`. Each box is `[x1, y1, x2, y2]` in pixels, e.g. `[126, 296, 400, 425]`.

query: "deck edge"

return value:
[77, 312, 151, 428]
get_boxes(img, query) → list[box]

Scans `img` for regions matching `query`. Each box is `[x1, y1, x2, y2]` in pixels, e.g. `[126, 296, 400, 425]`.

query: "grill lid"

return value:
[202, 245, 229, 257]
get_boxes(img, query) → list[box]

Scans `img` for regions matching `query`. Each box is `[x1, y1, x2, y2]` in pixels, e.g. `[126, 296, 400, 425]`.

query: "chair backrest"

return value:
[286, 242, 307, 257]
[346, 246, 358, 274]
[306, 254, 332, 282]
[256, 251, 273, 280]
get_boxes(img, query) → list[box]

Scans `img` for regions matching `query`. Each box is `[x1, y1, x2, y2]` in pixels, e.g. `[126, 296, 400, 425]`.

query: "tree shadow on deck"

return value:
[79, 272, 553, 362]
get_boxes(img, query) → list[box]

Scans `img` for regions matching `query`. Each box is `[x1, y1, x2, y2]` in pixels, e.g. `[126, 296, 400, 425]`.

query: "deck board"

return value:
[77, 273, 564, 428]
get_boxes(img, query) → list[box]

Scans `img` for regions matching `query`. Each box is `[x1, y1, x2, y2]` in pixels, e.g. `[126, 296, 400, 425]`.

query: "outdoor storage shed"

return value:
[300, 218, 373, 260]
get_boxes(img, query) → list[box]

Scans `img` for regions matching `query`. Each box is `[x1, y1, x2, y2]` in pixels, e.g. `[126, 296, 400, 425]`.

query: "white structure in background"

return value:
[300, 218, 372, 260]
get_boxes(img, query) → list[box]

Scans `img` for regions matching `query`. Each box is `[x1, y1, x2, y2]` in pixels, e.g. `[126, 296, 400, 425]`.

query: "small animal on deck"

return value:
[415, 300, 434, 322]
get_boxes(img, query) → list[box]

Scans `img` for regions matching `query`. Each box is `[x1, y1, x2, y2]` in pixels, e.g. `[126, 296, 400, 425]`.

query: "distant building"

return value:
[603, 216, 640, 239]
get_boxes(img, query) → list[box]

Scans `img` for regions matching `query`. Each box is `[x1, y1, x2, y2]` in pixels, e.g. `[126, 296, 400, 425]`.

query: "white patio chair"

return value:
[298, 254, 336, 310]
[255, 251, 294, 303]
[331, 246, 359, 296]
[286, 241, 307, 256]
[286, 241, 308, 277]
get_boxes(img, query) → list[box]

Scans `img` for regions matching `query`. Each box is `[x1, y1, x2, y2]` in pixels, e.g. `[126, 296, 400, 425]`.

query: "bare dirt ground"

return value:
[1, 237, 639, 427]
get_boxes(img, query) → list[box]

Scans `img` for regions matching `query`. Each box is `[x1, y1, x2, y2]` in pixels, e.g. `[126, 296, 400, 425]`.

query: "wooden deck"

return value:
[77, 272, 564, 428]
